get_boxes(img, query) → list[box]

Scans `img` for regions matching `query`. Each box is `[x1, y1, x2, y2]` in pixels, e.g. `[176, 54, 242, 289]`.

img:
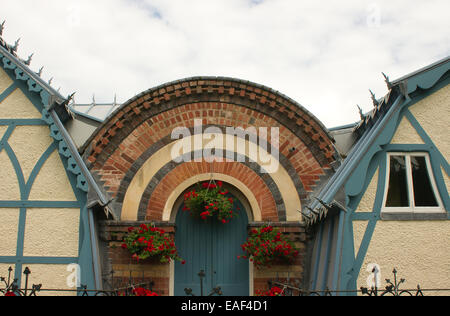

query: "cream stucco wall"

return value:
[8, 126, 54, 182]
[0, 88, 42, 119]
[28, 151, 77, 201]
[0, 208, 19, 256]
[409, 85, 450, 159]
[122, 134, 301, 222]
[0, 126, 7, 140]
[0, 68, 13, 93]
[355, 221, 450, 295]
[23, 208, 80, 258]
[22, 264, 78, 296]
[0, 150, 21, 200]
[390, 117, 424, 144]
[355, 168, 379, 213]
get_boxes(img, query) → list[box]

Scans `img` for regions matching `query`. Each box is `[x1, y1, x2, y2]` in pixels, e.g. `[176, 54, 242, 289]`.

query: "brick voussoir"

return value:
[83, 78, 337, 167]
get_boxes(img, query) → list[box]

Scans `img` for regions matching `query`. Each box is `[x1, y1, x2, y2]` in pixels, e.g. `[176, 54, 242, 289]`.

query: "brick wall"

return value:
[100, 221, 175, 296]
[249, 223, 308, 295]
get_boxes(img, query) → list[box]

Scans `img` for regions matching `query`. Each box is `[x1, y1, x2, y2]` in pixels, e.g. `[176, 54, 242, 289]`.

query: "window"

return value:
[383, 153, 443, 213]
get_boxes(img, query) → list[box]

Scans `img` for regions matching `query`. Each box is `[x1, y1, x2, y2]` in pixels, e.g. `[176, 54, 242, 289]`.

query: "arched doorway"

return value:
[174, 191, 250, 296]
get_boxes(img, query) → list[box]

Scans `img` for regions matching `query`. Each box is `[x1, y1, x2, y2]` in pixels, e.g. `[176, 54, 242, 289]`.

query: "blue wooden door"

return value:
[174, 197, 249, 296]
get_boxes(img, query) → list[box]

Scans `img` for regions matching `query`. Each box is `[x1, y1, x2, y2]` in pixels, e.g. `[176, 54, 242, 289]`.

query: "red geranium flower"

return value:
[183, 181, 236, 224]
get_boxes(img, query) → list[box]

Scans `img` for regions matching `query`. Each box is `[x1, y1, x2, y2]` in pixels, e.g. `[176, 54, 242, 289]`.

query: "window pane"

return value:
[411, 156, 439, 207]
[386, 156, 409, 207]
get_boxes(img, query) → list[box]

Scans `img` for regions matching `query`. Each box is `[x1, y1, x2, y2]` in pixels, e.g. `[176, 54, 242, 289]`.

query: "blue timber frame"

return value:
[0, 49, 95, 293]
[339, 70, 450, 294]
[308, 60, 449, 295]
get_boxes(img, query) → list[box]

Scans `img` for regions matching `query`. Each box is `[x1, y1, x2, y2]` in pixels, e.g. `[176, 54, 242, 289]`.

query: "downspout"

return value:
[88, 208, 102, 290]
[331, 209, 345, 295]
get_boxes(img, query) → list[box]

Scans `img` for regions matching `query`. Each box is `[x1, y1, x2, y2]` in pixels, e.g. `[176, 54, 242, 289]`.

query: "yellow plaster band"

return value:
[121, 134, 301, 222]
[162, 173, 262, 222]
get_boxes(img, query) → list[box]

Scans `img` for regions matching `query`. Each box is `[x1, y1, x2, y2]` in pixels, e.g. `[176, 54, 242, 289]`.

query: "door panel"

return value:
[175, 197, 249, 296]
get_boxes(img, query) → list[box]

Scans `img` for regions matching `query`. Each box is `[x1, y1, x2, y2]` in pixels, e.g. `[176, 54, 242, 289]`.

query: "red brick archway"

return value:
[144, 160, 279, 222]
[83, 77, 339, 220]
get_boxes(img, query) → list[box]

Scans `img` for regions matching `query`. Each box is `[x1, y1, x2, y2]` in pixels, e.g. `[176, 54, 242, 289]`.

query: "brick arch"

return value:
[89, 103, 330, 208]
[113, 125, 308, 211]
[83, 77, 339, 171]
[144, 159, 280, 222]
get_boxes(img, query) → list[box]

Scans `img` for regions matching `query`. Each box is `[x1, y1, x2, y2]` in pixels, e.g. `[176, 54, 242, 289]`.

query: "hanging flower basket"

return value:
[238, 226, 299, 269]
[121, 224, 185, 264]
[182, 181, 236, 224]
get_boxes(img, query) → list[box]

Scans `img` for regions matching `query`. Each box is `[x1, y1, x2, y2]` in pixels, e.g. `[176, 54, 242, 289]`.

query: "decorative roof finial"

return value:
[25, 53, 34, 66]
[61, 92, 76, 108]
[369, 89, 379, 107]
[357, 105, 365, 120]
[48, 77, 53, 85]
[11, 38, 20, 52]
[0, 21, 5, 37]
[37, 66, 44, 77]
[382, 72, 393, 90]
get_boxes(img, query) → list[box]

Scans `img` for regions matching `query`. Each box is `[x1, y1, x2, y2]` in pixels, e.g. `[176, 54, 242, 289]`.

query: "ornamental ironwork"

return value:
[267, 268, 450, 296]
[0, 266, 155, 296]
[184, 270, 223, 297]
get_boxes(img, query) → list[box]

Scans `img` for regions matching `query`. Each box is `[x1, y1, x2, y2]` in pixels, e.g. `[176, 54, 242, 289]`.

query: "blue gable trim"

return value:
[307, 59, 449, 295]
[0, 47, 96, 292]
[337, 73, 450, 294]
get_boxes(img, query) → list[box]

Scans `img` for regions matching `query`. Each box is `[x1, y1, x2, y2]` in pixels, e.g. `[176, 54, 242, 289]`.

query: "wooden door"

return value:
[174, 197, 249, 296]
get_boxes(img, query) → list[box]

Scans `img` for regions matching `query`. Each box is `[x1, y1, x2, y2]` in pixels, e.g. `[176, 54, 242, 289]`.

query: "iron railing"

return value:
[3, 266, 450, 296]
[0, 266, 155, 296]
[267, 268, 450, 296]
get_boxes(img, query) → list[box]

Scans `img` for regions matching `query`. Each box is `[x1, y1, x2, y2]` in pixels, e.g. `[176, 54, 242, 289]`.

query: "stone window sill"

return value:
[380, 211, 448, 221]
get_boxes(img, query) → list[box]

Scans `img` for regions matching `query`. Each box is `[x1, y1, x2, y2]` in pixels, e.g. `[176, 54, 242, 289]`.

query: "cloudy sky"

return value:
[1, 0, 449, 127]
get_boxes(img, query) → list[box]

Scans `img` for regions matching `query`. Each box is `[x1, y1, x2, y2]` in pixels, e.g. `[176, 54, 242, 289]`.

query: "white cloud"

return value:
[1, 0, 449, 127]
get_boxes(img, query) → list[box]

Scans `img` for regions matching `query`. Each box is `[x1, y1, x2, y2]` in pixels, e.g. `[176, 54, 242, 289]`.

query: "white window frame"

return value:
[382, 152, 445, 214]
